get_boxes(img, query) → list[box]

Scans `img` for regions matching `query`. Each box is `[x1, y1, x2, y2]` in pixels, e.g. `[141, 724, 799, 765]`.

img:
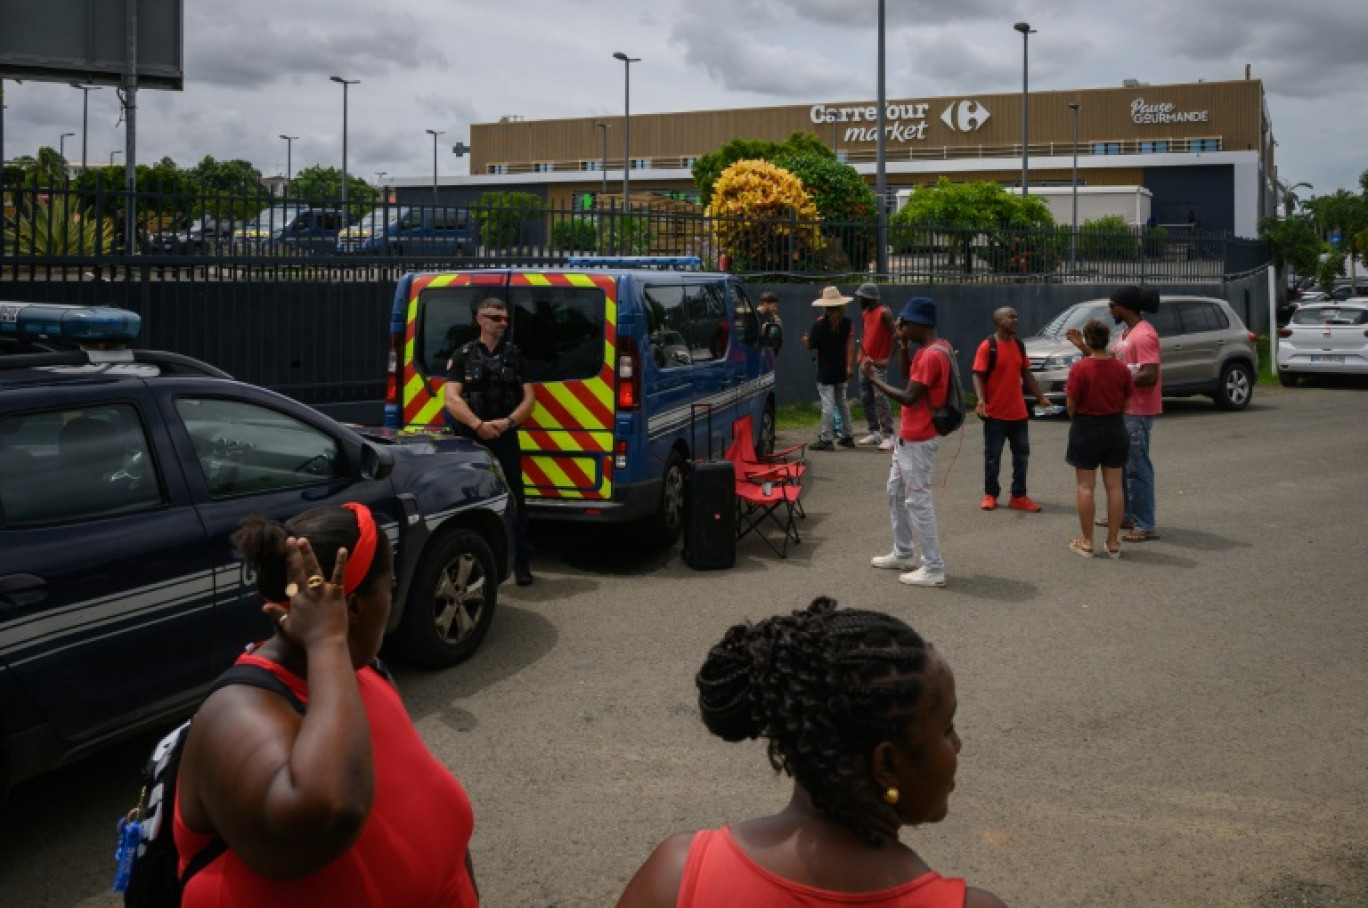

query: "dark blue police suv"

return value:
[0, 303, 515, 797]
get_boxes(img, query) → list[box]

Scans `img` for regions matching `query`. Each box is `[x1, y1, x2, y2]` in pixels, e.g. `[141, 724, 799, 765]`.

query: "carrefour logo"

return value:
[940, 100, 991, 133]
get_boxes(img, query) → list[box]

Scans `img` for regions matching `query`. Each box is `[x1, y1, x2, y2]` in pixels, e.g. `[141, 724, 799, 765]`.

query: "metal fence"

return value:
[2, 183, 1268, 285]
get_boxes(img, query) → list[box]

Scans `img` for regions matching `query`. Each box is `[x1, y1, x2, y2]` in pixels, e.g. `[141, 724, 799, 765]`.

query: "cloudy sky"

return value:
[4, 0, 1365, 201]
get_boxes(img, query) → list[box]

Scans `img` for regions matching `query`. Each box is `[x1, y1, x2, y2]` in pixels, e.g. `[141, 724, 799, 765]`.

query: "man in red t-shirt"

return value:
[860, 297, 950, 588]
[854, 283, 896, 450]
[971, 307, 1052, 512]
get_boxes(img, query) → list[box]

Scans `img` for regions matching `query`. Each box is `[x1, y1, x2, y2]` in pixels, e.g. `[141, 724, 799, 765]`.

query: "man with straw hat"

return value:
[802, 286, 857, 451]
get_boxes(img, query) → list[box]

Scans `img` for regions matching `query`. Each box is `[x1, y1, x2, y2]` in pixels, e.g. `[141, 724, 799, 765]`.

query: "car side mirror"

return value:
[359, 442, 394, 480]
[762, 322, 783, 350]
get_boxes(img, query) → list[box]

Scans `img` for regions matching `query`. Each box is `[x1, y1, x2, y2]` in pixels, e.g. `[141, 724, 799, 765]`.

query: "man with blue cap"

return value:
[860, 296, 952, 587]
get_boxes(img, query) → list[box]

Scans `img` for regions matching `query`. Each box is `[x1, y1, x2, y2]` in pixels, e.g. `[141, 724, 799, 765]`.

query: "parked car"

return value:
[1024, 294, 1259, 411]
[337, 205, 474, 255]
[1276, 300, 1368, 385]
[234, 205, 351, 255]
[147, 214, 238, 254]
[0, 302, 515, 797]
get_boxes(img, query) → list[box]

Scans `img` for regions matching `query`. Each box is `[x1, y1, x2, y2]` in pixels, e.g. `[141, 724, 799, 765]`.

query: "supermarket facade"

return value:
[395, 77, 1276, 238]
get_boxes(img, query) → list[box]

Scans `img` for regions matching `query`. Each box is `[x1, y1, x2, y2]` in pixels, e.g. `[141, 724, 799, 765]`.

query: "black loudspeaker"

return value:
[683, 461, 736, 570]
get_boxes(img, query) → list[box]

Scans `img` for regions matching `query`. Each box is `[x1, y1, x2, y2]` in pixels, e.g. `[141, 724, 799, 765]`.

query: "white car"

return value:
[1276, 300, 1368, 385]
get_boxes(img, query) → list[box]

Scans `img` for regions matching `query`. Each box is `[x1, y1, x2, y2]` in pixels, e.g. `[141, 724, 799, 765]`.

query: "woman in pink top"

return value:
[617, 598, 1006, 908]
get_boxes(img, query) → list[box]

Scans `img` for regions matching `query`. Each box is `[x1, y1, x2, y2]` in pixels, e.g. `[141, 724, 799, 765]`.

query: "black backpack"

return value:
[985, 335, 1027, 376]
[114, 664, 305, 907]
[927, 342, 966, 436]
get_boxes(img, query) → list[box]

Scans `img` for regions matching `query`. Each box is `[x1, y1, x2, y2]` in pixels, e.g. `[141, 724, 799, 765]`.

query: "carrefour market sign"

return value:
[1131, 98, 1209, 124]
[809, 99, 991, 143]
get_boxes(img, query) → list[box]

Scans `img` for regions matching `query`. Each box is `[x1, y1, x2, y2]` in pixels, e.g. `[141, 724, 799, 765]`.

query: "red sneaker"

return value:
[1008, 495, 1042, 513]
[979, 495, 997, 511]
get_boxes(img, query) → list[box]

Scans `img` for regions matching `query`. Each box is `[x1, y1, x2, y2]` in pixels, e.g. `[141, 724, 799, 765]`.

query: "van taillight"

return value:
[386, 334, 400, 405]
[617, 338, 641, 410]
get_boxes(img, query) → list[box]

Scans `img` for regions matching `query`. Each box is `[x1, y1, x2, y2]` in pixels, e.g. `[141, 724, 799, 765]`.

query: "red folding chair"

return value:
[726, 434, 803, 558]
[727, 414, 807, 483]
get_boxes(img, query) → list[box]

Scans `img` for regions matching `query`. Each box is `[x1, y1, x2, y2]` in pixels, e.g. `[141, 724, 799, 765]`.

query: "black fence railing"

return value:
[2, 183, 1268, 285]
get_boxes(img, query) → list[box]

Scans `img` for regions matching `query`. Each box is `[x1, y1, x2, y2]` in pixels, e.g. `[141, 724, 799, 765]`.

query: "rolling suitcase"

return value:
[682, 403, 736, 570]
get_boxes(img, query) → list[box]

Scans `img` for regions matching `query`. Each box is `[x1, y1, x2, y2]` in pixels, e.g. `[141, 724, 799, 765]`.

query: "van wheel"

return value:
[1278, 371, 1299, 387]
[1213, 361, 1253, 410]
[392, 528, 498, 668]
[645, 451, 686, 546]
[758, 404, 777, 457]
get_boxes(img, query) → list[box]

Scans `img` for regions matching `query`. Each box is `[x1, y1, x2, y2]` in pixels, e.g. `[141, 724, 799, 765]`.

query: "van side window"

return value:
[730, 283, 761, 348]
[645, 282, 728, 365]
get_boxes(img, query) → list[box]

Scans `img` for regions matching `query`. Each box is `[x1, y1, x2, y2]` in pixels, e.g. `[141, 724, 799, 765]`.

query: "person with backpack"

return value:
[171, 504, 480, 907]
[971, 307, 1053, 512]
[860, 297, 954, 588]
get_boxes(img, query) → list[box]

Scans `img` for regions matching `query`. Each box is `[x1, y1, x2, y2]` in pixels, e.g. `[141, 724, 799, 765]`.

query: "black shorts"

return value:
[1066, 414, 1129, 470]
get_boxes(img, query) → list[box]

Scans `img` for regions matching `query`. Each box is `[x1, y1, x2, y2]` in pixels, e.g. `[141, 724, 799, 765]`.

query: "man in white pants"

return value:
[859, 297, 951, 587]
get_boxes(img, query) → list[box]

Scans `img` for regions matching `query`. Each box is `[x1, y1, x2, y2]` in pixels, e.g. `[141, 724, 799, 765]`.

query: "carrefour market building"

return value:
[401, 77, 1275, 238]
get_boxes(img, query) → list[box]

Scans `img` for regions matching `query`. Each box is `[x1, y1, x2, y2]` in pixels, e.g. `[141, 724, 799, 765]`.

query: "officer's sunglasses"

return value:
[481, 313, 509, 323]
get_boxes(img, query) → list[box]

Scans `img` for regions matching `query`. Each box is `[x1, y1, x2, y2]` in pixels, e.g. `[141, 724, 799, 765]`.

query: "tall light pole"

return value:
[1014, 22, 1036, 197]
[71, 83, 101, 172]
[595, 122, 608, 196]
[279, 134, 298, 187]
[58, 132, 74, 183]
[876, 0, 888, 276]
[109, 149, 121, 166]
[1069, 102, 1080, 273]
[612, 52, 639, 214]
[426, 128, 443, 202]
[329, 76, 359, 211]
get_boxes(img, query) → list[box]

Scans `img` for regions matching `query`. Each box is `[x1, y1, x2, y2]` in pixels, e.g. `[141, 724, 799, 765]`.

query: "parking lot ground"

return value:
[3, 385, 1367, 907]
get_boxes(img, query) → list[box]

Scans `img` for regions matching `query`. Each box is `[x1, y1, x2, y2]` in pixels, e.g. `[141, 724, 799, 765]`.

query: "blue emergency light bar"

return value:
[0, 303, 142, 345]
[565, 255, 702, 270]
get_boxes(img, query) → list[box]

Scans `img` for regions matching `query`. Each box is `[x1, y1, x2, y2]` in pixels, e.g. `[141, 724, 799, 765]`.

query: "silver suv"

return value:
[1024, 295, 1259, 411]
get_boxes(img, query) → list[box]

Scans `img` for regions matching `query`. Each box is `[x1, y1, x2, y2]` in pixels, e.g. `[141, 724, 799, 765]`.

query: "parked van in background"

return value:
[384, 258, 781, 543]
[234, 206, 351, 255]
[337, 205, 474, 255]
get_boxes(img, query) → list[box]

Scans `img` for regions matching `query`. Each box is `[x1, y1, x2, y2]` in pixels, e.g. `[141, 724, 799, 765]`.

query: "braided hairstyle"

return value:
[231, 507, 393, 603]
[696, 597, 936, 844]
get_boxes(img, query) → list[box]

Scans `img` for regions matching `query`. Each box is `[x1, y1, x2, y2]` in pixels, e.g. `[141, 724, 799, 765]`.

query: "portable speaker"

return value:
[683, 461, 736, 570]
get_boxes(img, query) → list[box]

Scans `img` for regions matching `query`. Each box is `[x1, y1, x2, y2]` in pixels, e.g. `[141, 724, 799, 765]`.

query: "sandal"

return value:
[1096, 519, 1135, 529]
[1105, 543, 1122, 559]
[1068, 538, 1094, 558]
[1121, 529, 1160, 543]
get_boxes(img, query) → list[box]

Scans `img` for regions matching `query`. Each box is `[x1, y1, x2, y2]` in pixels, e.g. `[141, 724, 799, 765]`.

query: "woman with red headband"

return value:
[174, 504, 479, 906]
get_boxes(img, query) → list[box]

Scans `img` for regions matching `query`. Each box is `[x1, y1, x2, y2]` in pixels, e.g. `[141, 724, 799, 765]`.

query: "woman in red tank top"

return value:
[174, 504, 479, 907]
[617, 598, 1006, 908]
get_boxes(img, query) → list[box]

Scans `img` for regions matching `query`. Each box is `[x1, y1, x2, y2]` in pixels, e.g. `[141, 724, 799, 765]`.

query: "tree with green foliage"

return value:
[770, 150, 878, 269]
[474, 191, 546, 248]
[291, 166, 378, 215]
[1259, 213, 1323, 280]
[890, 177, 1057, 274]
[691, 131, 834, 208]
[706, 160, 821, 272]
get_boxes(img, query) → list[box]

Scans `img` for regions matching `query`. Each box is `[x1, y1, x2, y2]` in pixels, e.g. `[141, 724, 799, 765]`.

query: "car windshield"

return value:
[1291, 306, 1368, 326]
[1035, 303, 1112, 338]
[242, 207, 303, 231]
[354, 208, 402, 230]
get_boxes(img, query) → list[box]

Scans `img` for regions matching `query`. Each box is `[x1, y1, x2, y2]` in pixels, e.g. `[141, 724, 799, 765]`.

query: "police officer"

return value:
[445, 297, 536, 586]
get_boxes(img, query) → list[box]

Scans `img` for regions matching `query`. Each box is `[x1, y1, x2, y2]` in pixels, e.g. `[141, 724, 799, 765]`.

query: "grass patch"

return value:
[1255, 332, 1276, 384]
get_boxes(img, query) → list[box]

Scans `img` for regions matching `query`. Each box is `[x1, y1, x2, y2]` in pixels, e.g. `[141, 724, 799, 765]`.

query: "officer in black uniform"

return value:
[444, 297, 536, 586]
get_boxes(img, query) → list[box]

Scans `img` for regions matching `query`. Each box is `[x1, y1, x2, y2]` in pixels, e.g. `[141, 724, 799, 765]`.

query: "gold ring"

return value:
[306, 575, 325, 589]
[284, 582, 300, 598]
[278, 613, 290, 626]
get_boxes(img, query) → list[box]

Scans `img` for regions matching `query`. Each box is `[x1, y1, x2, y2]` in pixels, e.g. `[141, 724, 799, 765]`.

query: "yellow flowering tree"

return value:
[706, 160, 822, 272]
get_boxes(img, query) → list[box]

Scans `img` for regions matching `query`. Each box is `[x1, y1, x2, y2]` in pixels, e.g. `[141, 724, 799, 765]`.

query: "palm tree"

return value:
[1278, 180, 1312, 219]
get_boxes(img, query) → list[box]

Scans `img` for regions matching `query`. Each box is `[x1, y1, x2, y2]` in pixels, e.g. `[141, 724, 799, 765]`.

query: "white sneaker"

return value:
[899, 567, 947, 587]
[878, 436, 895, 451]
[871, 552, 919, 571]
[856, 432, 882, 446]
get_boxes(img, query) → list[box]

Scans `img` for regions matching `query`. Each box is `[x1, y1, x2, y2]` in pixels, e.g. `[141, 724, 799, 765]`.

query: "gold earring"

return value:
[883, 787, 899, 805]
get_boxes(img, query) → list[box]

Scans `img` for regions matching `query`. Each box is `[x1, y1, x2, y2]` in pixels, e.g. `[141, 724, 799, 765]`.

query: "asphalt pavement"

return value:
[3, 383, 1366, 907]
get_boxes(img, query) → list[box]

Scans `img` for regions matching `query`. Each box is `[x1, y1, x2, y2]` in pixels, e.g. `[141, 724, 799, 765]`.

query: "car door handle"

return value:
[0, 573, 48, 613]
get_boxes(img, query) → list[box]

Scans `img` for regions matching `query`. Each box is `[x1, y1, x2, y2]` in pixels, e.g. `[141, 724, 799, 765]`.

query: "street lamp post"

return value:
[876, 0, 888, 276]
[1013, 22, 1036, 197]
[329, 76, 360, 211]
[71, 83, 101, 172]
[279, 134, 298, 188]
[1069, 102, 1080, 273]
[109, 150, 121, 166]
[58, 132, 74, 183]
[595, 122, 608, 196]
[425, 128, 443, 202]
[612, 52, 639, 217]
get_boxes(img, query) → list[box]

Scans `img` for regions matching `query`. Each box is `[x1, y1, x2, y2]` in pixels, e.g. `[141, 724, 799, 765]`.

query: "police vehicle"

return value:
[0, 303, 516, 797]
[384, 257, 782, 544]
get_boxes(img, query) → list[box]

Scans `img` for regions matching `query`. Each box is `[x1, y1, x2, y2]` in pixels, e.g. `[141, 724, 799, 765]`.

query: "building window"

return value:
[631, 159, 650, 170]
[1091, 142, 1121, 155]
[684, 157, 698, 169]
[584, 160, 602, 172]
[488, 164, 508, 175]
[1188, 138, 1220, 152]
[1139, 141, 1170, 153]
[836, 152, 847, 163]
[535, 162, 554, 173]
